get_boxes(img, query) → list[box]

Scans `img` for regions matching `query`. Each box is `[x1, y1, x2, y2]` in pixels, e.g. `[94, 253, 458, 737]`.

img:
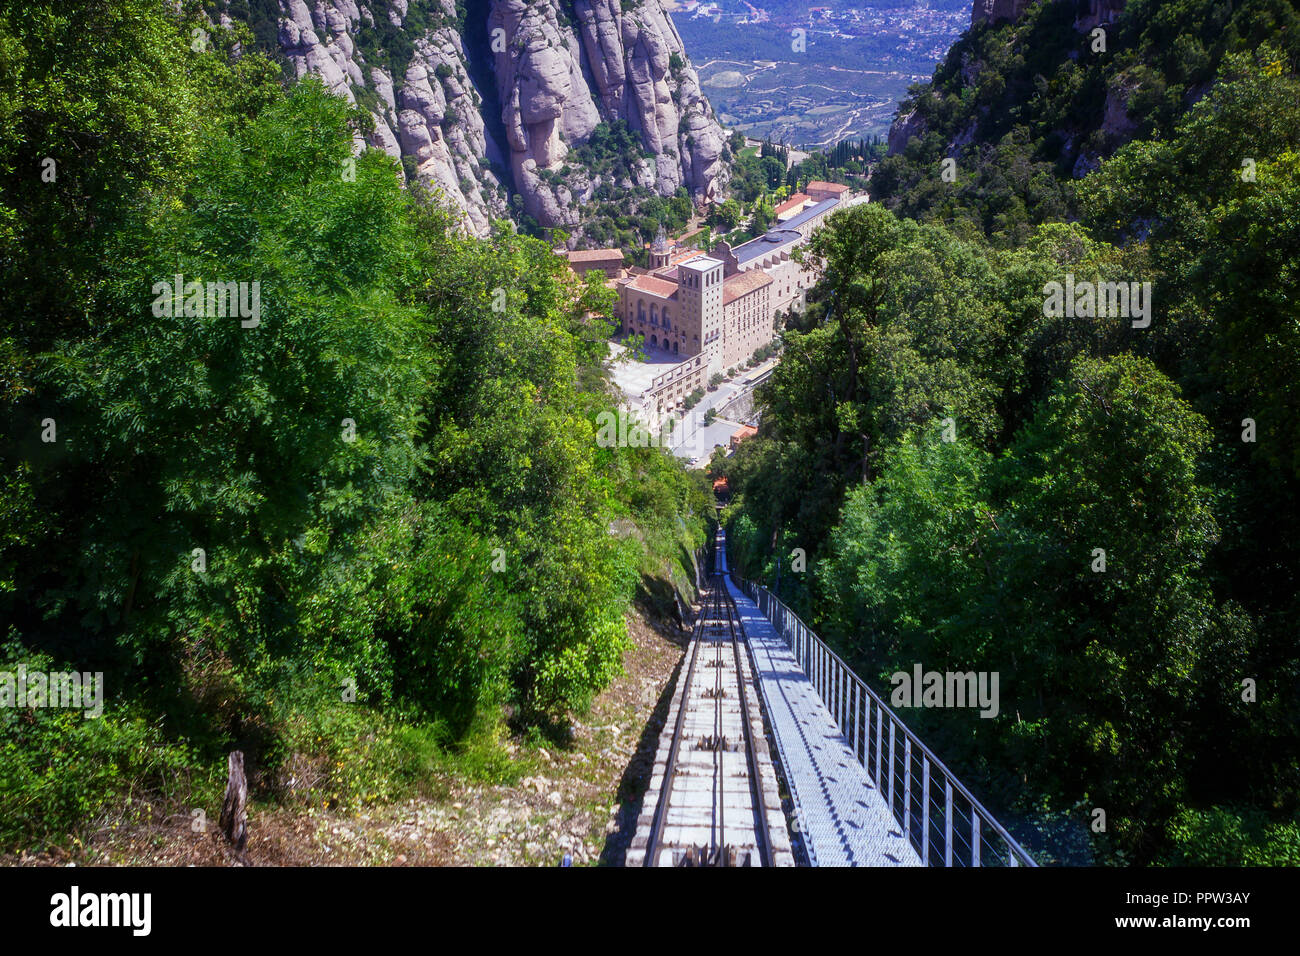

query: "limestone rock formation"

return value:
[276, 0, 508, 236]
[232, 0, 729, 238]
[886, 100, 933, 157]
[491, 0, 728, 229]
[1075, 0, 1126, 33]
[970, 0, 1030, 27]
[1100, 74, 1141, 141]
[973, 0, 1127, 32]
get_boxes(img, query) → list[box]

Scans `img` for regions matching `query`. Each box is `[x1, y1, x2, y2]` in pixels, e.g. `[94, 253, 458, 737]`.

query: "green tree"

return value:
[988, 355, 1235, 857]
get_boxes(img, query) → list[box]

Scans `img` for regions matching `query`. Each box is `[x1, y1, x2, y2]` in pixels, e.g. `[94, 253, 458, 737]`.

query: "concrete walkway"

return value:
[725, 577, 922, 867]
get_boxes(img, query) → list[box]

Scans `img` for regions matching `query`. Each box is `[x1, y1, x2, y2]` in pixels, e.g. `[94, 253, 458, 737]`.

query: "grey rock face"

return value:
[970, 0, 1030, 27]
[264, 0, 728, 237]
[276, 0, 508, 235]
[1101, 74, 1141, 142]
[491, 0, 728, 228]
[886, 104, 930, 157]
[1075, 0, 1126, 33]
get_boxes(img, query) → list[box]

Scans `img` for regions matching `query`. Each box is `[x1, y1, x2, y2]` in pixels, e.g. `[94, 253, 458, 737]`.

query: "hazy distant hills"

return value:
[671, 1, 968, 146]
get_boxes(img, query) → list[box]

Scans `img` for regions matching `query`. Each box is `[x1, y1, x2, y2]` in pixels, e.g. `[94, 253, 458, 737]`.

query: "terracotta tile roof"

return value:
[806, 180, 849, 194]
[628, 274, 679, 299]
[722, 269, 773, 305]
[566, 248, 624, 263]
[775, 193, 811, 216]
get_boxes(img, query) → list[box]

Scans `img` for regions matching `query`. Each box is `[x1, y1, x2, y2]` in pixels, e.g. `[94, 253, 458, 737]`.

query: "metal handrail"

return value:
[738, 576, 1038, 868]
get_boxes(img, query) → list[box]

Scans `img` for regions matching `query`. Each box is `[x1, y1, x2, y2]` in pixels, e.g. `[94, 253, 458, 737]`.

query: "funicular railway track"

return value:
[628, 530, 794, 867]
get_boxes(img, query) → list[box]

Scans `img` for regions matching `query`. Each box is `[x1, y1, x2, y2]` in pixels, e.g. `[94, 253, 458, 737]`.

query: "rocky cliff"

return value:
[970, 0, 1125, 30]
[970, 0, 1030, 28]
[239, 0, 728, 238]
[889, 0, 1131, 160]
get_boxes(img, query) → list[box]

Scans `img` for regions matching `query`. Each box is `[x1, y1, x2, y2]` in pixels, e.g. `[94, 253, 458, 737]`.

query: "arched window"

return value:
[673, 341, 679, 354]
[651, 334, 658, 347]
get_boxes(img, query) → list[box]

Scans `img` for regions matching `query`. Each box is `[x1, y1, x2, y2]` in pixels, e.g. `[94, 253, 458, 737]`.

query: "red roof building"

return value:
[561, 248, 624, 278]
[722, 269, 773, 306]
[805, 180, 850, 202]
[775, 192, 811, 219]
[729, 424, 758, 449]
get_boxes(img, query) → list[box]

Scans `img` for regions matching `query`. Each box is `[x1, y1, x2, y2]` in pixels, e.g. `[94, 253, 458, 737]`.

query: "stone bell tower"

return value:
[649, 225, 671, 270]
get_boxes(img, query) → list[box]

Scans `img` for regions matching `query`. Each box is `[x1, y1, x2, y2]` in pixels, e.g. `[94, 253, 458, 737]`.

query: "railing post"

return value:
[972, 811, 981, 868]
[875, 703, 883, 790]
[903, 736, 912, 843]
[837, 662, 845, 730]
[944, 780, 953, 867]
[852, 681, 863, 764]
[843, 675, 850, 746]
[829, 654, 835, 723]
[822, 645, 828, 704]
[860, 683, 868, 762]
[811, 637, 817, 695]
[826, 655, 837, 723]
[850, 681, 858, 759]
[836, 657, 842, 727]
[887, 721, 896, 815]
[816, 643, 823, 699]
[863, 696, 872, 777]
[820, 645, 826, 707]
[921, 757, 931, 866]
[867, 694, 874, 773]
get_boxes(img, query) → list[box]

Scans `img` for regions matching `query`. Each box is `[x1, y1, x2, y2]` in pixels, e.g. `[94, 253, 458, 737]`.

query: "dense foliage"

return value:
[0, 0, 710, 850]
[715, 133, 876, 245]
[722, 37, 1300, 864]
[870, 0, 1300, 245]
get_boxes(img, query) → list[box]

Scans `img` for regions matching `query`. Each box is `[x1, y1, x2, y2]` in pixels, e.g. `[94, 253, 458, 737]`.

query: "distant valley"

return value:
[669, 0, 968, 146]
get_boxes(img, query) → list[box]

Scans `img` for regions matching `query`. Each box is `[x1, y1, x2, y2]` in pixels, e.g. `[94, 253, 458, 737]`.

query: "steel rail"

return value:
[715, 582, 728, 863]
[644, 544, 778, 866]
[720, 571, 775, 868]
[643, 584, 707, 867]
